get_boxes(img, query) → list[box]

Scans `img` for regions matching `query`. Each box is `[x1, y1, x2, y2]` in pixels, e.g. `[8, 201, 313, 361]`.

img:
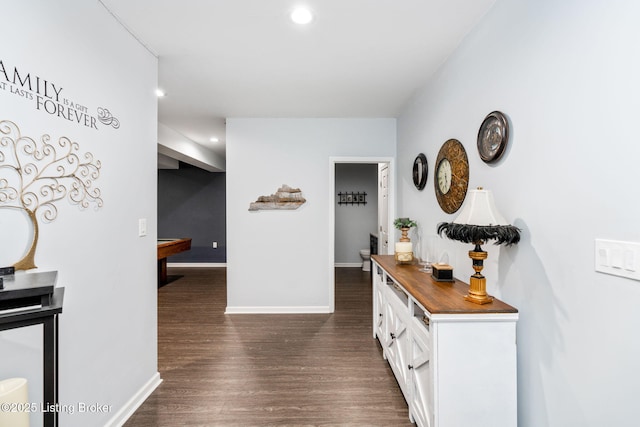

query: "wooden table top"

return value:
[157, 237, 192, 259]
[372, 255, 517, 315]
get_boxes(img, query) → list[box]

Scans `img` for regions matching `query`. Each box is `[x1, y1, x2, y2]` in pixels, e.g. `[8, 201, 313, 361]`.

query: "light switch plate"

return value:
[138, 218, 147, 237]
[595, 239, 640, 281]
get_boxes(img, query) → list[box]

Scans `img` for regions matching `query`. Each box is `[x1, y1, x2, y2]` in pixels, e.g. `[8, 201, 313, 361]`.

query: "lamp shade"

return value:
[437, 187, 520, 304]
[453, 188, 507, 226]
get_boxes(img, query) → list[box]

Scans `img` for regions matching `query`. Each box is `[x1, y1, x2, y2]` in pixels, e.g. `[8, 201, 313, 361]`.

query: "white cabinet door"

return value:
[372, 269, 384, 339]
[409, 318, 433, 427]
[385, 286, 410, 395]
[374, 283, 385, 342]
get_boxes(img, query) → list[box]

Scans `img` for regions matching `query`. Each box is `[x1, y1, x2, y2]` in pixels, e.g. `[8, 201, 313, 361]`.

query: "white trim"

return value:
[329, 156, 395, 314]
[225, 306, 332, 314]
[167, 262, 227, 268]
[105, 372, 162, 427]
[334, 262, 363, 267]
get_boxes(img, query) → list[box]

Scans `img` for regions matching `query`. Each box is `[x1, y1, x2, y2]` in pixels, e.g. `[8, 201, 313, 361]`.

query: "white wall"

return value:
[0, 1, 158, 426]
[397, 0, 640, 426]
[226, 118, 395, 312]
[334, 163, 378, 265]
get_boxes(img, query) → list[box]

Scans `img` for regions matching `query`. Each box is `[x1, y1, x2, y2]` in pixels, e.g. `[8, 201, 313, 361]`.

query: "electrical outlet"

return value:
[595, 239, 640, 281]
[212, 241, 217, 249]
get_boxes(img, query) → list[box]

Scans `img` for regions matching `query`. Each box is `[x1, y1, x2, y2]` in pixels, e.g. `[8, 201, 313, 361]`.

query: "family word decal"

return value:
[0, 59, 120, 130]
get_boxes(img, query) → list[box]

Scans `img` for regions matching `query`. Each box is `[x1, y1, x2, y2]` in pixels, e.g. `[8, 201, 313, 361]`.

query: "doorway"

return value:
[329, 157, 394, 313]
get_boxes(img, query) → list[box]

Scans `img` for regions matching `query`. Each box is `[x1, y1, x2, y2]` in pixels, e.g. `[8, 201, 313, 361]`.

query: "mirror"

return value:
[412, 153, 428, 190]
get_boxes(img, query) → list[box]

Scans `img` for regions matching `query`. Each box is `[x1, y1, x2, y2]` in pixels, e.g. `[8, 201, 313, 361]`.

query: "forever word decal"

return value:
[0, 59, 120, 131]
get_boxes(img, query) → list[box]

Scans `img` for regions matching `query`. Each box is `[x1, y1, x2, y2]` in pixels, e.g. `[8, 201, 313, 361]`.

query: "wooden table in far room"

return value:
[157, 238, 192, 285]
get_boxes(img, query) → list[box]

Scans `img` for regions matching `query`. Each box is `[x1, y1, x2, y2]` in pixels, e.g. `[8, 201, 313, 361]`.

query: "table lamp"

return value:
[437, 188, 520, 304]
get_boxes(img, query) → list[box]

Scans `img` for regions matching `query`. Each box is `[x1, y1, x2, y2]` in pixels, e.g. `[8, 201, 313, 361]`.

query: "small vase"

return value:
[396, 227, 413, 265]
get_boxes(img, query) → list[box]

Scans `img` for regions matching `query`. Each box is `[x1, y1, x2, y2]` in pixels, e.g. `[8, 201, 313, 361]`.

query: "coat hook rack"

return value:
[337, 191, 367, 206]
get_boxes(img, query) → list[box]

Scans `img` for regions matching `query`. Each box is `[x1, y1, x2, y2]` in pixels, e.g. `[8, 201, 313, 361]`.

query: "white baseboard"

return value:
[225, 306, 332, 314]
[334, 262, 363, 267]
[105, 372, 162, 427]
[167, 262, 227, 268]
[172, 263, 363, 269]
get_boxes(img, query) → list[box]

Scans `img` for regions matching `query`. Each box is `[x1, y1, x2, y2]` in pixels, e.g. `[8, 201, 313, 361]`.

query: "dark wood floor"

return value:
[124, 267, 412, 426]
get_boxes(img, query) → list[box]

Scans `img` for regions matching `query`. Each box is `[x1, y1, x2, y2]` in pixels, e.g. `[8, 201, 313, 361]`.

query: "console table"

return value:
[0, 273, 64, 427]
[372, 255, 518, 427]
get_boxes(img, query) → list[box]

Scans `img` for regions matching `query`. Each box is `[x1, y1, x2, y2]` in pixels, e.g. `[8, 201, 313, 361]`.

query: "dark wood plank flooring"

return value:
[124, 267, 412, 426]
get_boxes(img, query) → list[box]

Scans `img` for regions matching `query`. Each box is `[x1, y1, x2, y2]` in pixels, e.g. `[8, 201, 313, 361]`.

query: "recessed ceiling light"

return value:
[209, 137, 219, 143]
[155, 89, 166, 97]
[290, 7, 313, 25]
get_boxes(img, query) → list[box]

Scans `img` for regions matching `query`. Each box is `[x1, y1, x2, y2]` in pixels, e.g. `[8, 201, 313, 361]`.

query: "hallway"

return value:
[125, 267, 412, 426]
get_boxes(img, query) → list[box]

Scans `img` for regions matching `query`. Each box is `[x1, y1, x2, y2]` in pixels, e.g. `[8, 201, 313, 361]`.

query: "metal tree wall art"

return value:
[0, 120, 103, 270]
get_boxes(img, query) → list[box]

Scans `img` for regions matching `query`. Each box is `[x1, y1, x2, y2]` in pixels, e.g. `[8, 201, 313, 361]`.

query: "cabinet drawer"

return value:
[385, 280, 409, 309]
[411, 301, 431, 342]
[411, 316, 431, 349]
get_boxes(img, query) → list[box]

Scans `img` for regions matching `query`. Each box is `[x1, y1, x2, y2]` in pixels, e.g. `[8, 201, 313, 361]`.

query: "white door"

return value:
[378, 164, 389, 254]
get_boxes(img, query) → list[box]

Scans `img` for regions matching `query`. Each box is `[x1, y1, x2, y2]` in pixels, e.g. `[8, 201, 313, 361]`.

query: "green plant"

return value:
[394, 217, 417, 229]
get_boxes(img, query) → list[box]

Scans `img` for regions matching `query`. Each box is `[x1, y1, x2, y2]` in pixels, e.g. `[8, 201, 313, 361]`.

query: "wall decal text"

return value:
[0, 60, 121, 131]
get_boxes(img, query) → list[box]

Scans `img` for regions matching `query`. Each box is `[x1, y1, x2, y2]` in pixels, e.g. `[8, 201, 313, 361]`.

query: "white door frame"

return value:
[328, 156, 395, 313]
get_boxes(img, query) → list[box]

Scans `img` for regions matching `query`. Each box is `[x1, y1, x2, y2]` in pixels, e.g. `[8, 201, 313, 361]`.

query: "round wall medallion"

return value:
[477, 111, 509, 163]
[434, 139, 469, 214]
[412, 153, 428, 190]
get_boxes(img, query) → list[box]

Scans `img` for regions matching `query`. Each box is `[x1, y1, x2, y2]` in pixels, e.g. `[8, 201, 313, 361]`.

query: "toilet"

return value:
[359, 249, 371, 271]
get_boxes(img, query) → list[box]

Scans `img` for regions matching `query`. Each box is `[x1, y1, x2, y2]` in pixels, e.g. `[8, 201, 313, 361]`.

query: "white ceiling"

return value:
[99, 0, 496, 161]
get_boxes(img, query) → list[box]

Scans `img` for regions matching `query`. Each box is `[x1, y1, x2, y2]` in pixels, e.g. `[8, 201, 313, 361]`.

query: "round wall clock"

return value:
[412, 153, 428, 190]
[434, 139, 469, 214]
[477, 111, 509, 163]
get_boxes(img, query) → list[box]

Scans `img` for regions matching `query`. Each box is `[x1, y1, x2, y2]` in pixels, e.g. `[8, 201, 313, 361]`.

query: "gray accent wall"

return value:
[335, 163, 378, 264]
[158, 164, 226, 263]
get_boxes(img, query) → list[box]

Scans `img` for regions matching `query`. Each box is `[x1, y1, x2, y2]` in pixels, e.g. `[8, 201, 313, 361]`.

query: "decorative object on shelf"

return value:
[0, 266, 15, 290]
[0, 267, 15, 276]
[248, 184, 306, 211]
[393, 217, 417, 264]
[337, 191, 367, 205]
[0, 270, 57, 310]
[437, 187, 520, 304]
[0, 378, 29, 427]
[434, 139, 469, 214]
[477, 111, 509, 163]
[0, 120, 103, 271]
[394, 217, 417, 241]
[412, 153, 428, 190]
[431, 263, 454, 282]
[417, 235, 438, 273]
